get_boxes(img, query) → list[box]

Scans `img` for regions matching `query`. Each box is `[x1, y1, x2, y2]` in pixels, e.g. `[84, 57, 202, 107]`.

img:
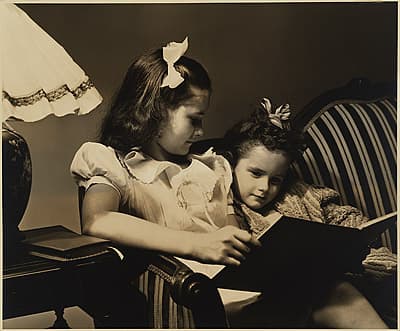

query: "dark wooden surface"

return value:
[3, 239, 148, 328]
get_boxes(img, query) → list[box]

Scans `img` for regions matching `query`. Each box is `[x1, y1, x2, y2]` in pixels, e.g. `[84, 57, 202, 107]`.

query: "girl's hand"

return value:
[188, 226, 261, 266]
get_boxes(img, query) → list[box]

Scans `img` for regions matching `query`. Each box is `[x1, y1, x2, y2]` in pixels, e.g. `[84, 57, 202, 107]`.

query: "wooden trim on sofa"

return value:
[293, 78, 396, 130]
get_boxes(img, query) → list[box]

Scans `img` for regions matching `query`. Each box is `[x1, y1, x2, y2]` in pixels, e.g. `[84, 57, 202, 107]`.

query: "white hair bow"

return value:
[260, 97, 291, 129]
[160, 37, 189, 89]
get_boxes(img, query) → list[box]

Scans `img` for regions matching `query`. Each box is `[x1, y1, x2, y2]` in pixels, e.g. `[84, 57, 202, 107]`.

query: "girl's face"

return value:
[151, 87, 210, 159]
[233, 145, 291, 210]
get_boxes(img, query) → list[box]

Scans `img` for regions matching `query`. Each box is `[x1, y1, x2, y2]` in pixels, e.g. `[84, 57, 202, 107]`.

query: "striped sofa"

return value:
[292, 78, 397, 327]
[292, 78, 397, 252]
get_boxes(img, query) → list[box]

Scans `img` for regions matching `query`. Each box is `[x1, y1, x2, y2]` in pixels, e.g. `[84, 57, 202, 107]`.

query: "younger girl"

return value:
[70, 38, 259, 269]
[223, 98, 396, 328]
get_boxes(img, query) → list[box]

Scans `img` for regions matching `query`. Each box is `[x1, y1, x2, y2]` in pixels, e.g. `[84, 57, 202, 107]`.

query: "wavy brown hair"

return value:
[100, 48, 211, 152]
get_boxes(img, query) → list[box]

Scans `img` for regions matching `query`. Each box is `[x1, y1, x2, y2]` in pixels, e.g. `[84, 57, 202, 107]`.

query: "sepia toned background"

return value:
[11, 2, 397, 235]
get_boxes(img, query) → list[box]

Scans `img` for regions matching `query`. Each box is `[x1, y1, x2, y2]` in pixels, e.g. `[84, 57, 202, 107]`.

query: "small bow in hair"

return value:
[260, 97, 291, 129]
[161, 37, 188, 89]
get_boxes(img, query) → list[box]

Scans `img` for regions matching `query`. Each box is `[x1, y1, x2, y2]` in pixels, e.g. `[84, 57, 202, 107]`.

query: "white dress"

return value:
[71, 142, 233, 232]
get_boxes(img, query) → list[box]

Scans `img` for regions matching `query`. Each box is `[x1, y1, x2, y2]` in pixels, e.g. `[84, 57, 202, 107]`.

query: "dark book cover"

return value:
[22, 225, 111, 262]
[178, 212, 396, 291]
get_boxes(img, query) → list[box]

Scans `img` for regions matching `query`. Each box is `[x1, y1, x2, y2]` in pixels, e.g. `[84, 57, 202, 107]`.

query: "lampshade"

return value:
[1, 4, 103, 265]
[0, 3, 103, 122]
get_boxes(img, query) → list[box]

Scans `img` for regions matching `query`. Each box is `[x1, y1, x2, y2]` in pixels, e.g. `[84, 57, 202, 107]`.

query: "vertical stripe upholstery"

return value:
[292, 98, 396, 250]
[136, 270, 196, 328]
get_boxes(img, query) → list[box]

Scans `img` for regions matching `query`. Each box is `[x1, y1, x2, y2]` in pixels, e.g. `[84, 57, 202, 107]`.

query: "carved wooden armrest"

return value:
[119, 249, 228, 328]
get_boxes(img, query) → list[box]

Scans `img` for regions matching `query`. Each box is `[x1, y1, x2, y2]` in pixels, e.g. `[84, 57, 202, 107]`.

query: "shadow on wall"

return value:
[13, 2, 397, 232]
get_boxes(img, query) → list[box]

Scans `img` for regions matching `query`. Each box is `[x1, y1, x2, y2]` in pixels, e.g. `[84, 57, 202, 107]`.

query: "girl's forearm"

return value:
[82, 209, 259, 265]
[83, 211, 196, 257]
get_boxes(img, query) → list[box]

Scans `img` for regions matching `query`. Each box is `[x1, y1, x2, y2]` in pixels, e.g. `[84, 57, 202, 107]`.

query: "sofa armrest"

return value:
[119, 248, 227, 328]
[148, 254, 227, 328]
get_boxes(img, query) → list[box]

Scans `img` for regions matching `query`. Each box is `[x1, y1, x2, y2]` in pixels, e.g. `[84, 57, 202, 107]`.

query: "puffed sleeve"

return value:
[70, 142, 129, 203]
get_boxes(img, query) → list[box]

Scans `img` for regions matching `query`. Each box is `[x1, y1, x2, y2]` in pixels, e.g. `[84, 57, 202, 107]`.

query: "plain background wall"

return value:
[10, 2, 397, 233]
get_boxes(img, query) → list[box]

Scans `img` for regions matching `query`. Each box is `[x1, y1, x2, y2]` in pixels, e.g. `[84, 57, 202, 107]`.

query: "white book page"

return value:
[175, 257, 225, 279]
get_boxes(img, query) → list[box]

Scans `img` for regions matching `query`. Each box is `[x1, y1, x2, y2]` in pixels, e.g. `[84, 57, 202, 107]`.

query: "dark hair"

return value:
[223, 104, 306, 167]
[100, 48, 211, 152]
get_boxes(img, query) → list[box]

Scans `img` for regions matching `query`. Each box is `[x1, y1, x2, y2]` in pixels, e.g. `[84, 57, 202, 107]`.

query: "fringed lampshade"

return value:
[0, 3, 103, 264]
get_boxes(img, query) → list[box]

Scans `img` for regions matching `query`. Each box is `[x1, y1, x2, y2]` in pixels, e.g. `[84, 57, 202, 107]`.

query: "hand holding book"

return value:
[188, 225, 261, 266]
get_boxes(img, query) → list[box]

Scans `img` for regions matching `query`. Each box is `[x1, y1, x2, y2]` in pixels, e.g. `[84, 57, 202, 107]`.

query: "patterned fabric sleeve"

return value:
[321, 202, 367, 227]
[275, 180, 368, 227]
[274, 180, 340, 222]
[362, 247, 397, 279]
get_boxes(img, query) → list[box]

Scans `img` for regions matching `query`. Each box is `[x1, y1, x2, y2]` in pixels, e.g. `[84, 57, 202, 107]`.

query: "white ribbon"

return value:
[261, 97, 291, 129]
[160, 37, 189, 89]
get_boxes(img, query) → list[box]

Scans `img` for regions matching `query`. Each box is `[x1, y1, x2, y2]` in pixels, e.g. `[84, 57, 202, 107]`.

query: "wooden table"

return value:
[3, 244, 148, 328]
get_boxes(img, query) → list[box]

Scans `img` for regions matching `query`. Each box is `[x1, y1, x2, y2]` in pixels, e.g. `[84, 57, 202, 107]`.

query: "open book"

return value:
[22, 225, 112, 262]
[177, 211, 396, 291]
